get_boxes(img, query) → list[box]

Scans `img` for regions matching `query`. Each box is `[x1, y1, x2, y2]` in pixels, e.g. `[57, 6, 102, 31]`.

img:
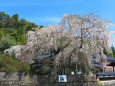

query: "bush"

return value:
[39, 66, 51, 75]
[0, 54, 30, 73]
[18, 62, 30, 74]
[0, 36, 16, 52]
[92, 68, 100, 74]
[0, 29, 4, 40]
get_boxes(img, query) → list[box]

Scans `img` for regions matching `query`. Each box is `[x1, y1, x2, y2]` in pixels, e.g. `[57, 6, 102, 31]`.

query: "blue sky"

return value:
[0, 0, 115, 45]
[0, 0, 115, 26]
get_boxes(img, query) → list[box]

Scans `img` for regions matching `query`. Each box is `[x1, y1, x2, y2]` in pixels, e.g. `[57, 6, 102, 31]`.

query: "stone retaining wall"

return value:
[0, 72, 38, 86]
[0, 72, 115, 86]
[37, 75, 101, 86]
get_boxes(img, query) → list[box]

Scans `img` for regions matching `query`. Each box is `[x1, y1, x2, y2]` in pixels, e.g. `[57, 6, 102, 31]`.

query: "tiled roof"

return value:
[94, 64, 103, 69]
[32, 54, 51, 60]
[107, 57, 115, 61]
[32, 53, 54, 60]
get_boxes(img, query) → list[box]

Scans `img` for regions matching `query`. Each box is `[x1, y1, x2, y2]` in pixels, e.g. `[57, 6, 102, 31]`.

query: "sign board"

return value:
[77, 72, 81, 75]
[58, 75, 67, 82]
[71, 71, 75, 75]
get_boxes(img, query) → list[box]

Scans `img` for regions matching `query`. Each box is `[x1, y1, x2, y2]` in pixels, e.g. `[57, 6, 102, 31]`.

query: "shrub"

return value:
[39, 66, 51, 75]
[0, 36, 16, 52]
[0, 54, 30, 73]
[92, 68, 100, 74]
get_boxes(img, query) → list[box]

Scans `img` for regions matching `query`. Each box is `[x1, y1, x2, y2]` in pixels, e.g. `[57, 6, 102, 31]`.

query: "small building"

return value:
[30, 53, 55, 75]
[94, 57, 115, 72]
[105, 57, 115, 72]
[94, 64, 103, 71]
[107, 57, 115, 63]
[31, 53, 53, 66]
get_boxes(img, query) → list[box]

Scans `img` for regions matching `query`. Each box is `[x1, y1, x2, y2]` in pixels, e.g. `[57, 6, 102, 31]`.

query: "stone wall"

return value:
[37, 75, 115, 86]
[37, 75, 101, 86]
[101, 80, 115, 86]
[0, 72, 38, 86]
[0, 72, 115, 86]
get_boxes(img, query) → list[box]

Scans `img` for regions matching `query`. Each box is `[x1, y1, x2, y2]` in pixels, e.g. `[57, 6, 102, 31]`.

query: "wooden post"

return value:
[113, 62, 115, 72]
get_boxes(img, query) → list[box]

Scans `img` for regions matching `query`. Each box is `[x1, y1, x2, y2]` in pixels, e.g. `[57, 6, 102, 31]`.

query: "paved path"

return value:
[101, 80, 115, 86]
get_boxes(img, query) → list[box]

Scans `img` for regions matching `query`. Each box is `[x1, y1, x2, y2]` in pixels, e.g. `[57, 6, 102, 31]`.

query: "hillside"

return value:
[0, 12, 38, 73]
[0, 12, 38, 52]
